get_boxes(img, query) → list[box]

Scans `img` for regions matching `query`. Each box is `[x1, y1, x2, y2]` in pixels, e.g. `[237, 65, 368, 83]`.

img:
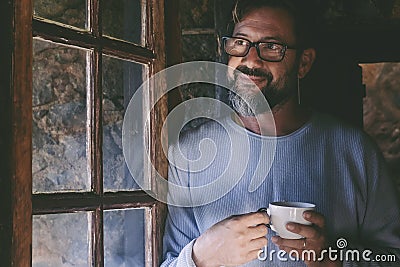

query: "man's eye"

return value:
[260, 43, 282, 51]
[263, 43, 281, 50]
[234, 40, 248, 46]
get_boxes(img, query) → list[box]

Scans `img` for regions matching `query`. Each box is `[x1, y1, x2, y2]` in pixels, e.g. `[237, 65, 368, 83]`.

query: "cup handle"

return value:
[257, 208, 272, 229]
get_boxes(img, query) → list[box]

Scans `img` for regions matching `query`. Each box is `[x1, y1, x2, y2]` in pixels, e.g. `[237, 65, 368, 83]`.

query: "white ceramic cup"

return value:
[266, 201, 316, 239]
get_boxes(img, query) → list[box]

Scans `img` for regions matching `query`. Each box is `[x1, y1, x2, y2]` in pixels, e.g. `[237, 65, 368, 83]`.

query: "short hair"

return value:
[230, 0, 318, 49]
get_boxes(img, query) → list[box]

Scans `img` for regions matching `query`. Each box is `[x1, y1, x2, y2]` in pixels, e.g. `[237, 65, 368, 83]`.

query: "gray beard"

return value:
[230, 73, 297, 117]
[229, 88, 269, 117]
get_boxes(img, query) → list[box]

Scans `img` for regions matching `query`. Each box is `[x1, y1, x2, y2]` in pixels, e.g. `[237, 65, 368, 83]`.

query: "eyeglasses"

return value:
[222, 36, 296, 62]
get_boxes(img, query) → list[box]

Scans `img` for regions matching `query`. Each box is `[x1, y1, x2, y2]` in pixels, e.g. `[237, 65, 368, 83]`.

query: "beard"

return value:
[229, 65, 298, 116]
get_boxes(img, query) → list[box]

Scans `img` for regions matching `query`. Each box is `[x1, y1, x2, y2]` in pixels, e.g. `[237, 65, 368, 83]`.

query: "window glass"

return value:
[102, 0, 146, 46]
[32, 38, 90, 193]
[32, 212, 91, 267]
[102, 55, 148, 191]
[104, 208, 148, 266]
[34, 0, 87, 30]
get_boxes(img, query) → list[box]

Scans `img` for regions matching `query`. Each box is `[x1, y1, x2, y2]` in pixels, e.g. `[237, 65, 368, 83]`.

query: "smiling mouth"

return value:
[246, 75, 266, 84]
[234, 71, 269, 88]
[236, 75, 267, 92]
[248, 75, 264, 80]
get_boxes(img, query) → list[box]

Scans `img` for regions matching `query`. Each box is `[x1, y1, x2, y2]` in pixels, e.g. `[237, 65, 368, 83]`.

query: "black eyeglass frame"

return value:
[222, 36, 297, 62]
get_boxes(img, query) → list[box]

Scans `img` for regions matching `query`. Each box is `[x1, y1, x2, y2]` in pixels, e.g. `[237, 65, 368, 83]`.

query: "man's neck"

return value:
[233, 98, 312, 136]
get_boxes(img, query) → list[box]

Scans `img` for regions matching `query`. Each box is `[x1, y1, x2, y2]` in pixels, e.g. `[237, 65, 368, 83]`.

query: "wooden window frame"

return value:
[1, 0, 169, 266]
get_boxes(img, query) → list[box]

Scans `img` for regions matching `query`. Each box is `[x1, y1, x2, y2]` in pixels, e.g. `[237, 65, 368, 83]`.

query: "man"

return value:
[161, 0, 400, 266]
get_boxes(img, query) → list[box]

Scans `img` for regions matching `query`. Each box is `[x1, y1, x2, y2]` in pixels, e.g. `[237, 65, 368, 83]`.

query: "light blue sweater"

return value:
[161, 112, 400, 266]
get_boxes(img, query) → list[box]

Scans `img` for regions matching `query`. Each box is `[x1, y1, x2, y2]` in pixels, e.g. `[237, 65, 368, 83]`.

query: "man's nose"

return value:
[242, 46, 263, 68]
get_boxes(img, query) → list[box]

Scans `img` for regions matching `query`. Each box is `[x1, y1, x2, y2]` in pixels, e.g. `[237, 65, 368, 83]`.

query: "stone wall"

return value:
[362, 63, 400, 189]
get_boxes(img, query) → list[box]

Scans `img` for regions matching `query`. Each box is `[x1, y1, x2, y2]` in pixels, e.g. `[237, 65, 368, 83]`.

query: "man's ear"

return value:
[298, 48, 316, 78]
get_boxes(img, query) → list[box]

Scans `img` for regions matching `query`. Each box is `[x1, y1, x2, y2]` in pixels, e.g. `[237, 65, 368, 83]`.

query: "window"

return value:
[1, 0, 168, 266]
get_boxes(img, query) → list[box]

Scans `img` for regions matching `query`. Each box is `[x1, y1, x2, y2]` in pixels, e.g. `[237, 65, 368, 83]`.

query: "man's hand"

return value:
[192, 212, 269, 267]
[271, 211, 341, 267]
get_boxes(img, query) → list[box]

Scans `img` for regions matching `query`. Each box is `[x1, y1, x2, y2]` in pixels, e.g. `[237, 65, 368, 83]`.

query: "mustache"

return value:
[235, 65, 273, 80]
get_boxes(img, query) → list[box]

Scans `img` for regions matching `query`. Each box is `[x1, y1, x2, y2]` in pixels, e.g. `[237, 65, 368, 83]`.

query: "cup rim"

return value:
[270, 201, 315, 209]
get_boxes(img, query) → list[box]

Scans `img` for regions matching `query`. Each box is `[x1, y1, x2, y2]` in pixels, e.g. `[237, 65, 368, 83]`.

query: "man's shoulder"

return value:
[168, 116, 232, 157]
[313, 112, 362, 134]
[311, 111, 378, 149]
[177, 116, 231, 144]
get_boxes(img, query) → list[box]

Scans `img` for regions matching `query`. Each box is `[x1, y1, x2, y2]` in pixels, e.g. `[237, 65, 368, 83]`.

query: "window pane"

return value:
[104, 208, 149, 266]
[34, 0, 87, 30]
[102, 0, 145, 46]
[32, 212, 91, 267]
[32, 39, 90, 193]
[102, 55, 148, 191]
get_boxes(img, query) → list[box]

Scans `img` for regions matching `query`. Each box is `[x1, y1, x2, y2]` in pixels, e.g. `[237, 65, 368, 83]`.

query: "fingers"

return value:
[224, 211, 269, 229]
[271, 236, 306, 250]
[246, 248, 265, 263]
[281, 211, 324, 240]
[271, 236, 311, 261]
[241, 211, 270, 227]
[285, 222, 322, 240]
[245, 237, 268, 263]
[222, 212, 269, 240]
[193, 212, 269, 267]
[248, 223, 269, 239]
[303, 210, 325, 228]
[249, 236, 268, 250]
[270, 211, 327, 251]
[236, 212, 269, 239]
[271, 213, 327, 259]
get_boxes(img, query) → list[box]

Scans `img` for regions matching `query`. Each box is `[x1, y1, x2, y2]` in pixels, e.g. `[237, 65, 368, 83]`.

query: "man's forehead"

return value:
[233, 19, 291, 41]
[232, 8, 295, 41]
[234, 19, 281, 33]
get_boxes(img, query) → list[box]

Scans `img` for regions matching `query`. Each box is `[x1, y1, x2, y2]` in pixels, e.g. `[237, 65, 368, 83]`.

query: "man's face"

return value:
[228, 7, 299, 115]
